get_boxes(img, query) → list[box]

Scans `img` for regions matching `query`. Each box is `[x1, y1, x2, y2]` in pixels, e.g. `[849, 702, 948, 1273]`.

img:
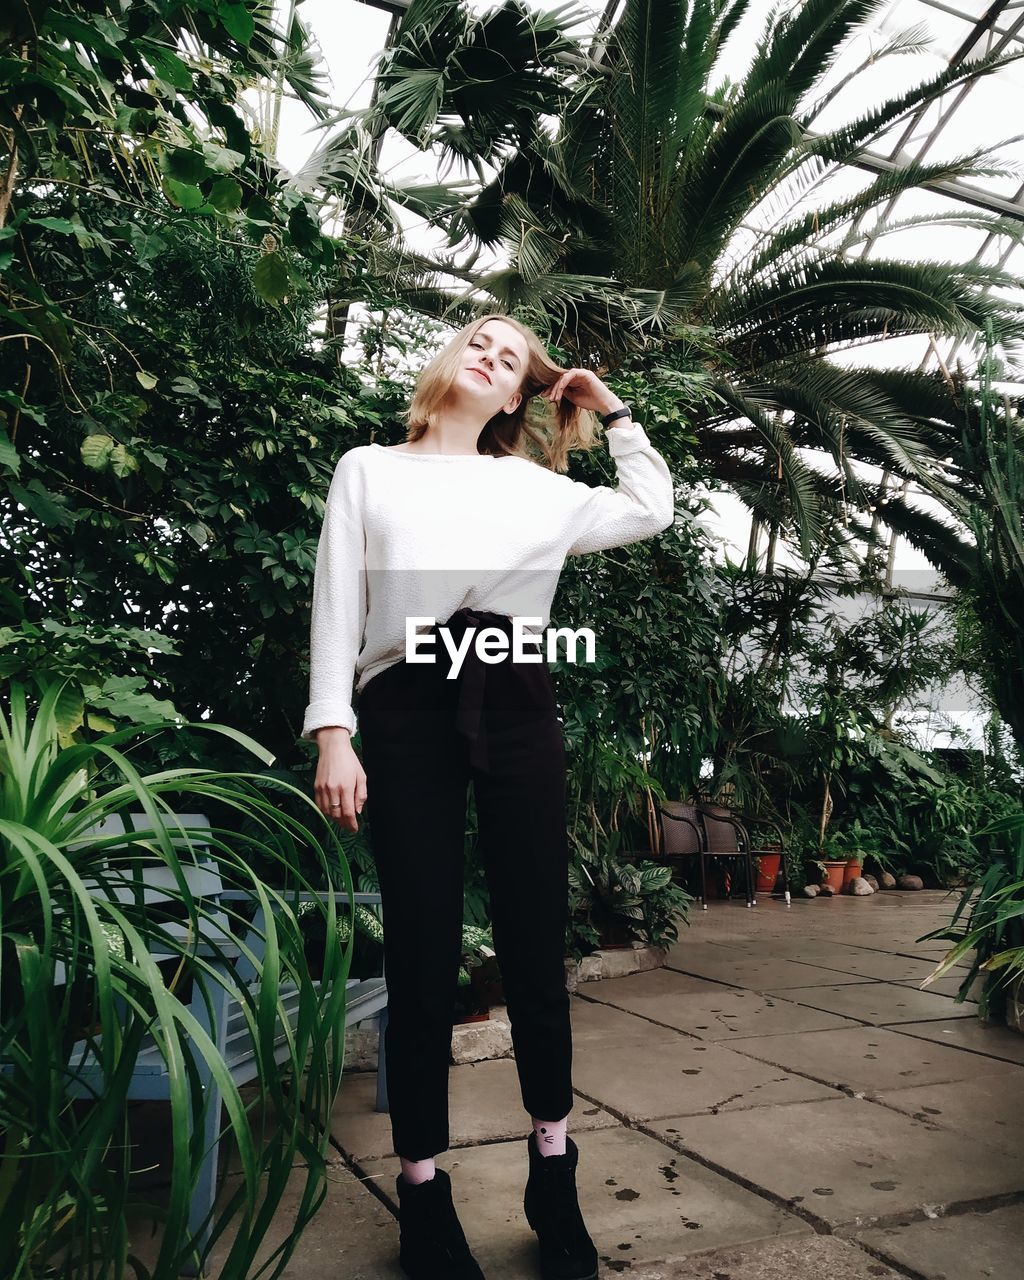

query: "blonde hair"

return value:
[398, 312, 604, 473]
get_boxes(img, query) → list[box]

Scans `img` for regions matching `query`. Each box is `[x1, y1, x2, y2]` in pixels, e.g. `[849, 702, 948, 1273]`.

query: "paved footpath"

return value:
[213, 890, 1024, 1278]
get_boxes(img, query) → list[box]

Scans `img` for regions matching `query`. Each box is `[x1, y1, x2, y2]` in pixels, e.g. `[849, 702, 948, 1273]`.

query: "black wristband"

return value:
[601, 405, 632, 428]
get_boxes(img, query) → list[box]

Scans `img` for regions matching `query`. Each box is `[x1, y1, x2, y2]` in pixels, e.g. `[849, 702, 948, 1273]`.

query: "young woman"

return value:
[302, 313, 674, 1280]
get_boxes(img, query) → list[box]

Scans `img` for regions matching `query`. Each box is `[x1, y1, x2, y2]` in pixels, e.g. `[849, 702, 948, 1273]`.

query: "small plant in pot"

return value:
[747, 822, 785, 894]
[812, 823, 889, 891]
[567, 831, 691, 952]
[811, 830, 854, 892]
[454, 924, 500, 1023]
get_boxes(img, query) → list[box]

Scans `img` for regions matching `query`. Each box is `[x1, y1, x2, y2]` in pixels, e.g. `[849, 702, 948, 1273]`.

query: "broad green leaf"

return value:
[243, 193, 276, 225]
[109, 444, 140, 478]
[135, 370, 158, 390]
[0, 391, 45, 427]
[163, 147, 209, 184]
[219, 1, 255, 45]
[202, 142, 246, 174]
[92, 16, 125, 45]
[288, 202, 321, 253]
[53, 683, 85, 737]
[209, 176, 243, 212]
[9, 480, 73, 527]
[81, 434, 116, 471]
[126, 223, 167, 263]
[0, 434, 20, 476]
[146, 47, 193, 91]
[30, 217, 77, 235]
[162, 178, 205, 210]
[253, 251, 289, 304]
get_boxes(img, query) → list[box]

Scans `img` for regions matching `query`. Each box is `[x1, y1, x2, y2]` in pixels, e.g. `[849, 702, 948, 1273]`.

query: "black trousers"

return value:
[356, 608, 574, 1160]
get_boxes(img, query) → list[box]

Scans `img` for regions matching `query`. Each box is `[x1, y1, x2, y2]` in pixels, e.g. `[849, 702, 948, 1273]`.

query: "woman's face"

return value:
[459, 319, 529, 415]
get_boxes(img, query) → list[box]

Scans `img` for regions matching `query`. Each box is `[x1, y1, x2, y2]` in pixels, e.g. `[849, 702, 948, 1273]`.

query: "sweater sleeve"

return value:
[564, 421, 675, 557]
[301, 451, 367, 741]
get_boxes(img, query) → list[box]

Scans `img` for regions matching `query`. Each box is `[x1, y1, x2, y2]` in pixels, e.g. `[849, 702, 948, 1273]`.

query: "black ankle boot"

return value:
[395, 1167, 486, 1280]
[523, 1133, 599, 1280]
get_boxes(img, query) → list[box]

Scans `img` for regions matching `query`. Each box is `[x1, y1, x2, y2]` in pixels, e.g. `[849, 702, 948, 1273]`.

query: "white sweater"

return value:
[301, 421, 675, 740]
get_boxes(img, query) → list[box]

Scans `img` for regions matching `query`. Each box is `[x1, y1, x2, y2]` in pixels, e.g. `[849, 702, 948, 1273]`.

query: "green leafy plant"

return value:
[919, 810, 1024, 1020]
[0, 681, 355, 1279]
[950, 325, 1024, 754]
[821, 820, 887, 863]
[454, 924, 499, 1020]
[567, 832, 691, 958]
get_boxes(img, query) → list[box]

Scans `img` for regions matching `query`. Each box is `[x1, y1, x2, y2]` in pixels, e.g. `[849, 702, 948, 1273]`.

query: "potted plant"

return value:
[812, 831, 851, 893]
[919, 810, 1024, 1026]
[454, 924, 499, 1023]
[742, 817, 788, 895]
[753, 843, 783, 894]
[567, 832, 691, 951]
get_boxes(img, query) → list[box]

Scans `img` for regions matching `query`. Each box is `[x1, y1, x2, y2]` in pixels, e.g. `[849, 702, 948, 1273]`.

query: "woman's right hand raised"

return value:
[314, 727, 367, 832]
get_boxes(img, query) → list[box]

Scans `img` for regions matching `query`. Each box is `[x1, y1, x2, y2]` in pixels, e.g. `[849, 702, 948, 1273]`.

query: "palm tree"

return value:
[299, 0, 1024, 579]
[953, 326, 1024, 751]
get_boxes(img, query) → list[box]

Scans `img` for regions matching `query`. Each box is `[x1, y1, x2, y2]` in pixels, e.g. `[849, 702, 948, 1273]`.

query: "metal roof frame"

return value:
[355, 0, 1024, 221]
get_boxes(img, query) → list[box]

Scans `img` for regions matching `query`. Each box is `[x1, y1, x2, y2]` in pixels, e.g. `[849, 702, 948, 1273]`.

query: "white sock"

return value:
[532, 1116, 568, 1156]
[400, 1155, 436, 1185]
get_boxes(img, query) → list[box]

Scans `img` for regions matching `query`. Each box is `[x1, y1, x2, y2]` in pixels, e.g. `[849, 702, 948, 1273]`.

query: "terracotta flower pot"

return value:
[820, 860, 847, 893]
[842, 857, 862, 888]
[755, 852, 782, 894]
[454, 1011, 490, 1025]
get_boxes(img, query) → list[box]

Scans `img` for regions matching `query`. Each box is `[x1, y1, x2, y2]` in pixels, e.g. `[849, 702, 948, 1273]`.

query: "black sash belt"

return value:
[429, 607, 521, 772]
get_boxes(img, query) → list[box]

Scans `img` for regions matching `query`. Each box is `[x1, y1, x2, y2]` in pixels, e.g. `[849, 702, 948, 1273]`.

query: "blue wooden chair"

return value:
[60, 812, 389, 1268]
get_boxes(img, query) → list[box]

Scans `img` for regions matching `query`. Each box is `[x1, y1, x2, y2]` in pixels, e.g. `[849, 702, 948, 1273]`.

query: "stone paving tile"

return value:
[681, 938, 890, 963]
[892, 1018, 1024, 1066]
[893, 971, 982, 1000]
[871, 1071, 1024, 1155]
[844, 931, 957, 952]
[624, 1234, 906, 1280]
[764, 981, 977, 1026]
[358, 1126, 811, 1278]
[126, 1152, 402, 1278]
[205, 1163, 405, 1280]
[647, 1097, 1024, 1230]
[570, 994, 686, 1046]
[665, 953, 872, 990]
[572, 1033, 843, 1120]
[331, 1059, 620, 1161]
[665, 937, 765, 959]
[855, 1203, 1024, 1280]
[724, 1024, 1023, 1093]
[912, 946, 975, 969]
[807, 951, 945, 983]
[581, 975, 861, 1041]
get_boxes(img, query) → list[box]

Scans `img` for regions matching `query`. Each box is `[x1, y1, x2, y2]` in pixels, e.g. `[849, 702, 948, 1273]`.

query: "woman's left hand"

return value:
[544, 367, 623, 416]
